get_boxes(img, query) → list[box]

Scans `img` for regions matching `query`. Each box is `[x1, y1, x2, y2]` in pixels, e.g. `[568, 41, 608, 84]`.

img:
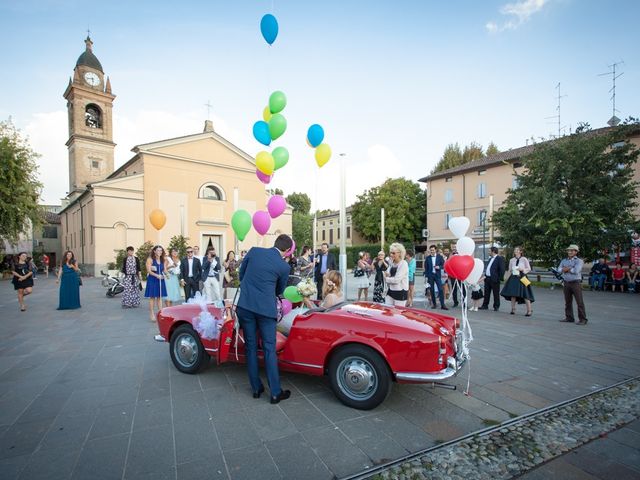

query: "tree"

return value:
[0, 120, 43, 243]
[286, 192, 313, 249]
[432, 141, 500, 173]
[136, 241, 154, 279]
[492, 124, 640, 264]
[168, 235, 190, 259]
[432, 143, 462, 173]
[351, 178, 426, 244]
[286, 192, 311, 215]
[486, 142, 500, 156]
[462, 142, 484, 163]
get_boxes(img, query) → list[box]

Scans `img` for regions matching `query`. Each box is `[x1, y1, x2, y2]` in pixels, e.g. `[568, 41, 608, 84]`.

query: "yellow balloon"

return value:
[149, 209, 166, 231]
[262, 106, 272, 122]
[256, 151, 275, 175]
[315, 143, 332, 168]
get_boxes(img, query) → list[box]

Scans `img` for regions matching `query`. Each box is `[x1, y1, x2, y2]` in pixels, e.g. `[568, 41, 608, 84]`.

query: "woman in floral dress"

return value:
[223, 250, 239, 299]
[121, 246, 141, 308]
[372, 250, 388, 303]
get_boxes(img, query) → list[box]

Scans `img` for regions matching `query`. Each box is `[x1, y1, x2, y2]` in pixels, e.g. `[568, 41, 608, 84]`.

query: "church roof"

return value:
[76, 36, 103, 73]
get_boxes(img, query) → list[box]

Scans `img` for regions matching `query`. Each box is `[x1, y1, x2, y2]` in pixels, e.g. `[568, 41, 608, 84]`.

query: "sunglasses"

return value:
[187, 251, 193, 254]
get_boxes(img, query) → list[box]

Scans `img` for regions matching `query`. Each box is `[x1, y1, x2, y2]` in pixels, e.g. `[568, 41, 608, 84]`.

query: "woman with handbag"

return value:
[354, 251, 372, 301]
[500, 246, 535, 316]
[121, 246, 142, 308]
[57, 250, 81, 310]
[12, 252, 34, 312]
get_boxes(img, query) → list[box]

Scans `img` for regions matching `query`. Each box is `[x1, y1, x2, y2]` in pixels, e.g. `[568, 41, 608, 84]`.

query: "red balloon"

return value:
[444, 255, 475, 280]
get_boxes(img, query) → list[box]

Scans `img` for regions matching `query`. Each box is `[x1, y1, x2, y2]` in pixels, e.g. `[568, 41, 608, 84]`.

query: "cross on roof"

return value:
[204, 100, 213, 120]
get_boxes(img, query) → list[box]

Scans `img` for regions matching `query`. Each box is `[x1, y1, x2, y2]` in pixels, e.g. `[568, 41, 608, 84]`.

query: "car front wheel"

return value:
[169, 324, 208, 374]
[328, 344, 391, 410]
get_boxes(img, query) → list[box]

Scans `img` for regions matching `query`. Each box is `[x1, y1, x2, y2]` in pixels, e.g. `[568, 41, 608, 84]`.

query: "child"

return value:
[469, 276, 484, 311]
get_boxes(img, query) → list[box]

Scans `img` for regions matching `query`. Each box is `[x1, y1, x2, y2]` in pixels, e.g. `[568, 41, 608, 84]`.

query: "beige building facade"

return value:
[315, 207, 366, 247]
[420, 128, 640, 250]
[59, 38, 291, 275]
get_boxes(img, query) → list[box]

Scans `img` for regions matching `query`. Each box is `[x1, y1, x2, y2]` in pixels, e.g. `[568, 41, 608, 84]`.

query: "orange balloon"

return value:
[149, 209, 166, 230]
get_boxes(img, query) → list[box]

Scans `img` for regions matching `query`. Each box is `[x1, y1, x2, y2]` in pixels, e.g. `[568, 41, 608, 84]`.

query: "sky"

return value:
[2, 0, 639, 210]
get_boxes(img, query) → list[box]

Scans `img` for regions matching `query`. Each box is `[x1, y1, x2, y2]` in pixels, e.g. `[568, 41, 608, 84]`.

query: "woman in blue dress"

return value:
[57, 250, 81, 310]
[145, 245, 168, 322]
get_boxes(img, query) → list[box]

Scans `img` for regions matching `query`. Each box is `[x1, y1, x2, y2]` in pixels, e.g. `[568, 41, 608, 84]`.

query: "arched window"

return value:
[199, 183, 226, 201]
[114, 222, 127, 249]
[85, 104, 102, 128]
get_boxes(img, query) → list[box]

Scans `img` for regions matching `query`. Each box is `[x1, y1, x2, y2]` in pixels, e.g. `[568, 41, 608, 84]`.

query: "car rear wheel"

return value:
[170, 324, 208, 374]
[328, 344, 391, 410]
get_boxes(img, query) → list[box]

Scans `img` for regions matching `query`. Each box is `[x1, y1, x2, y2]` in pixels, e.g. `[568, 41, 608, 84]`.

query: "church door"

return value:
[201, 234, 222, 256]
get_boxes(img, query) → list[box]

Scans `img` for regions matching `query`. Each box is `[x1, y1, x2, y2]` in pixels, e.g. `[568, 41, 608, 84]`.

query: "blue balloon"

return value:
[260, 14, 279, 45]
[307, 124, 325, 148]
[253, 121, 271, 146]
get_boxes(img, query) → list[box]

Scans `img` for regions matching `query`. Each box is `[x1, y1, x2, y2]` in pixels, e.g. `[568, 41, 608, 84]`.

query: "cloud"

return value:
[486, 0, 548, 33]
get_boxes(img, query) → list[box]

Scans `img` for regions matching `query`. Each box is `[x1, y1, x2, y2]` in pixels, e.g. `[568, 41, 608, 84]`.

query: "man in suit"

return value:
[314, 242, 337, 299]
[479, 246, 506, 311]
[237, 234, 292, 404]
[201, 247, 221, 303]
[424, 245, 448, 310]
[180, 247, 202, 300]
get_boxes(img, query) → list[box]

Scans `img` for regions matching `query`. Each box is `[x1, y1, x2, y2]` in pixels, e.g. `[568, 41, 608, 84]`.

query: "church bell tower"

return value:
[63, 36, 116, 198]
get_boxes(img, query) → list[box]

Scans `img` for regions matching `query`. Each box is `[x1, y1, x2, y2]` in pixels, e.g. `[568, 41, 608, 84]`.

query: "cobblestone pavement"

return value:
[0, 276, 638, 479]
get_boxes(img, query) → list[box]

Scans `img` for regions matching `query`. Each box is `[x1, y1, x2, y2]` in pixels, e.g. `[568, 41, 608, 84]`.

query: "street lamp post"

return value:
[339, 154, 347, 296]
[480, 209, 487, 262]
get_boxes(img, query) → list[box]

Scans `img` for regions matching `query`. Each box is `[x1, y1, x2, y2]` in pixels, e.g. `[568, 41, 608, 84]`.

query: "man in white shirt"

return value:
[202, 247, 221, 303]
[192, 246, 205, 292]
[479, 247, 506, 311]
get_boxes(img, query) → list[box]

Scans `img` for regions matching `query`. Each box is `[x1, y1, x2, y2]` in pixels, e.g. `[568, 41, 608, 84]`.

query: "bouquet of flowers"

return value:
[297, 278, 317, 298]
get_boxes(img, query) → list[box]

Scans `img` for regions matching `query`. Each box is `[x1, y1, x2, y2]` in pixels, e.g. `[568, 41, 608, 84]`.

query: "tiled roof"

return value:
[44, 211, 61, 224]
[418, 126, 622, 182]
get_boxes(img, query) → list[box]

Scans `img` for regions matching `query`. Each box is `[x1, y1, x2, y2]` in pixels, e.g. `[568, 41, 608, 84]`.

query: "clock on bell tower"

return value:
[63, 35, 116, 198]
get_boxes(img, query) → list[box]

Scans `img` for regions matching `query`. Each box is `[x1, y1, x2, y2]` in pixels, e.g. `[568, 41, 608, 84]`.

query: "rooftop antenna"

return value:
[204, 100, 213, 120]
[598, 61, 624, 126]
[545, 82, 567, 138]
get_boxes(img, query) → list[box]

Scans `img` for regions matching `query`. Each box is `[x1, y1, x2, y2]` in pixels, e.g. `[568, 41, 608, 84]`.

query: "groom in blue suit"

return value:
[424, 245, 448, 310]
[237, 234, 292, 404]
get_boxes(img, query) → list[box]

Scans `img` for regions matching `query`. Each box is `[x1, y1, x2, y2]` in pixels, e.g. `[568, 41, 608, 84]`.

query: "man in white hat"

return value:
[558, 244, 588, 325]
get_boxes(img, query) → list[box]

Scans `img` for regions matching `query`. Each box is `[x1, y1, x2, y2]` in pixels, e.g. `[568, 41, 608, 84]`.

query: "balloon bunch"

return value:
[443, 216, 478, 395]
[230, 15, 290, 242]
[307, 124, 332, 168]
[253, 91, 289, 182]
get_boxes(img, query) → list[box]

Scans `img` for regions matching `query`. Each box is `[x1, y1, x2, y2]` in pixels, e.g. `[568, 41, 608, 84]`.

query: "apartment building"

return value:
[419, 127, 640, 251]
[315, 207, 366, 247]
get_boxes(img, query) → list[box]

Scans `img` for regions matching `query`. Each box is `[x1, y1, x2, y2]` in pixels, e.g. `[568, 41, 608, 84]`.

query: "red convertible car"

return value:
[154, 302, 467, 410]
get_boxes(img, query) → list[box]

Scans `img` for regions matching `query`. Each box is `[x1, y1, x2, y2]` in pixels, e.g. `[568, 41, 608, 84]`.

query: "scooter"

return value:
[101, 270, 125, 297]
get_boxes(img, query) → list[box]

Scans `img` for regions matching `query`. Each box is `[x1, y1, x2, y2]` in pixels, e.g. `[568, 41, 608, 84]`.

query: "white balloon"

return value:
[448, 216, 470, 239]
[456, 236, 476, 256]
[465, 258, 485, 284]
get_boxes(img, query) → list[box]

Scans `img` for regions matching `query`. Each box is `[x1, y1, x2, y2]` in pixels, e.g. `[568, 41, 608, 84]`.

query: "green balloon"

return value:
[269, 90, 287, 114]
[231, 210, 251, 241]
[283, 285, 303, 303]
[268, 114, 287, 141]
[272, 146, 289, 170]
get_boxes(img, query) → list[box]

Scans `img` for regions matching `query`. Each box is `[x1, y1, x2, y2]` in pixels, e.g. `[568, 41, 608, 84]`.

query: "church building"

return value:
[60, 37, 291, 275]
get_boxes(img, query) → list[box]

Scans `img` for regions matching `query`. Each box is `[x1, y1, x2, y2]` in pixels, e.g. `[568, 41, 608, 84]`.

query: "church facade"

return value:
[60, 37, 291, 275]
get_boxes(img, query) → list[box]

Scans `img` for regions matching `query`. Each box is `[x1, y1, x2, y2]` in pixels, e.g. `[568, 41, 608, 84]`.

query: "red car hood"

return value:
[334, 302, 455, 335]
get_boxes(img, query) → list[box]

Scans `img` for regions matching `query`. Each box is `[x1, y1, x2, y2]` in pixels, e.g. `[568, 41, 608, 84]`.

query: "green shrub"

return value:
[136, 241, 154, 279]
[113, 249, 127, 272]
[328, 244, 389, 269]
[167, 235, 189, 259]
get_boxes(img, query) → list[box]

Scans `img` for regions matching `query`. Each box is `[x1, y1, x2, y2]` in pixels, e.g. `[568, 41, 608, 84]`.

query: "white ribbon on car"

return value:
[187, 292, 223, 340]
[455, 279, 473, 396]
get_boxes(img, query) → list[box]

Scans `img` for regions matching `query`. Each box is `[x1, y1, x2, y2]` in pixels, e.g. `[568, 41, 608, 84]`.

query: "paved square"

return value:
[0, 277, 638, 479]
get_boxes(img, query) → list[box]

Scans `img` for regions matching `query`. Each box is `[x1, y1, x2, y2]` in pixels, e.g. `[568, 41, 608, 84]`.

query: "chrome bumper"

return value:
[154, 334, 166, 343]
[395, 355, 467, 383]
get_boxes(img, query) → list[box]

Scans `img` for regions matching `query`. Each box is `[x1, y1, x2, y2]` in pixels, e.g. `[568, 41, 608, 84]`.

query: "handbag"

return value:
[224, 271, 232, 283]
[519, 275, 531, 287]
[77, 271, 83, 286]
[353, 267, 364, 277]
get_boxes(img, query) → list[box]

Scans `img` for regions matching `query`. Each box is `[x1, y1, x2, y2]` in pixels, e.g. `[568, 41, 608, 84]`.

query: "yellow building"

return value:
[60, 37, 291, 275]
[315, 207, 366, 247]
[419, 128, 640, 249]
